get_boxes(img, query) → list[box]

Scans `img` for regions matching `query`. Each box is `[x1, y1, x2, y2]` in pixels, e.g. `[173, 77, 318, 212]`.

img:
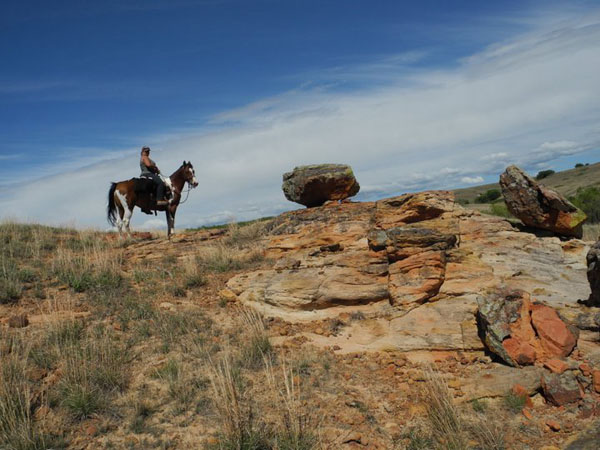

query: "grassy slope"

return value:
[453, 162, 600, 203]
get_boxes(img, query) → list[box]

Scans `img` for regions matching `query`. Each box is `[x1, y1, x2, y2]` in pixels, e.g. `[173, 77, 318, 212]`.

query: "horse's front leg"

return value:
[166, 209, 173, 239]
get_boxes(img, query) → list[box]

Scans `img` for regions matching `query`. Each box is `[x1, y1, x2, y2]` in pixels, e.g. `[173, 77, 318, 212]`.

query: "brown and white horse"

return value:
[107, 161, 198, 238]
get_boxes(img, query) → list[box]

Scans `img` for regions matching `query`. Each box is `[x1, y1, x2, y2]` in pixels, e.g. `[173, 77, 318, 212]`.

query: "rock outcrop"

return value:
[499, 165, 587, 238]
[541, 371, 583, 406]
[226, 190, 591, 354]
[282, 164, 360, 207]
[477, 289, 577, 366]
[586, 241, 600, 306]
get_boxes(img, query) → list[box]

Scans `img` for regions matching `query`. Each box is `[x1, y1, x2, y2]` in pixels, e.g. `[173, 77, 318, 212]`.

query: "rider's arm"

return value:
[141, 154, 160, 174]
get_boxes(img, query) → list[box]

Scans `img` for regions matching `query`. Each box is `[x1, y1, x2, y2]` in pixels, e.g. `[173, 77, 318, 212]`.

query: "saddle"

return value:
[133, 176, 173, 215]
[133, 177, 155, 194]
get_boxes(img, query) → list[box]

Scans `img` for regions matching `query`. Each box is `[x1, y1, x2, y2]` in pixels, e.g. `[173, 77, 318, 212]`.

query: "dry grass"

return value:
[223, 221, 270, 249]
[264, 358, 318, 450]
[0, 339, 52, 450]
[583, 223, 600, 242]
[208, 352, 317, 450]
[419, 368, 507, 450]
[51, 239, 123, 292]
[239, 307, 274, 369]
[208, 355, 270, 449]
[422, 368, 469, 450]
[195, 243, 264, 273]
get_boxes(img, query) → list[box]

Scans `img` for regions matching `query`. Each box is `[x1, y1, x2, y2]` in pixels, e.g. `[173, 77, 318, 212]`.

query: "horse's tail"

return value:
[107, 182, 118, 226]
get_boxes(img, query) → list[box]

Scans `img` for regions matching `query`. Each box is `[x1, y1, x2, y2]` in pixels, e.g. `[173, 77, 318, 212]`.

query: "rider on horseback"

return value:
[140, 146, 168, 206]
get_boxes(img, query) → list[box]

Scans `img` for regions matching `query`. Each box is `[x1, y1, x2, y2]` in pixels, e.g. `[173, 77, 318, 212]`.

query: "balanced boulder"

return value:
[477, 289, 577, 366]
[282, 164, 360, 207]
[586, 241, 600, 306]
[499, 165, 586, 238]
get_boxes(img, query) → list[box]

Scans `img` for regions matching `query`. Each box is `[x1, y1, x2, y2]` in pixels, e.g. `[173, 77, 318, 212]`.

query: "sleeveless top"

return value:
[140, 160, 153, 176]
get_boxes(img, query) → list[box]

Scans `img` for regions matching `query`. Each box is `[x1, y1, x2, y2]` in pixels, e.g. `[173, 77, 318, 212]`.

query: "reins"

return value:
[178, 183, 193, 204]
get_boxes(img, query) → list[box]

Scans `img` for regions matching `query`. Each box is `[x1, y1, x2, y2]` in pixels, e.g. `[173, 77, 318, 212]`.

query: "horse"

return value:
[107, 161, 198, 239]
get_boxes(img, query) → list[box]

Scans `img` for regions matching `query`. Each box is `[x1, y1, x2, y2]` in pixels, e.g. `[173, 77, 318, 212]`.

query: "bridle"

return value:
[172, 165, 196, 205]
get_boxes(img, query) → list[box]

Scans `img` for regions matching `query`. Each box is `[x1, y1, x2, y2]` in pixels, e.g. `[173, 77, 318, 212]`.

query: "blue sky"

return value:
[1, 0, 599, 229]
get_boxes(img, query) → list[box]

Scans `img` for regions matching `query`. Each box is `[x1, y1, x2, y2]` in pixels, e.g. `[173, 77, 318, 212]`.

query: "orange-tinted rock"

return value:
[544, 359, 569, 374]
[546, 420, 561, 432]
[531, 305, 577, 358]
[592, 370, 600, 394]
[478, 289, 577, 367]
[579, 363, 592, 376]
[503, 338, 536, 365]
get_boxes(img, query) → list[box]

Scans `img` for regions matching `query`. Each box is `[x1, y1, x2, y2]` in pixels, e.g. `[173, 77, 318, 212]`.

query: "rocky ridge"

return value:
[226, 190, 593, 355]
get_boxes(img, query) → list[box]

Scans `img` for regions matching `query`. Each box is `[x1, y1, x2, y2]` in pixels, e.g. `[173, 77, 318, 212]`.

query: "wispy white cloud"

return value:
[461, 176, 484, 184]
[1, 7, 600, 230]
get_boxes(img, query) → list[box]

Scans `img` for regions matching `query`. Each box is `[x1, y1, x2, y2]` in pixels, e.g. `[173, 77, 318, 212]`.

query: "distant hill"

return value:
[453, 162, 600, 204]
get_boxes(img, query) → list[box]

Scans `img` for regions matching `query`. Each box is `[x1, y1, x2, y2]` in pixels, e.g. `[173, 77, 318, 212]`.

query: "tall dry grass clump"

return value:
[419, 368, 506, 450]
[208, 355, 270, 449]
[224, 220, 269, 249]
[51, 234, 122, 292]
[195, 243, 264, 273]
[422, 368, 469, 450]
[264, 358, 318, 450]
[239, 307, 273, 369]
[0, 337, 51, 450]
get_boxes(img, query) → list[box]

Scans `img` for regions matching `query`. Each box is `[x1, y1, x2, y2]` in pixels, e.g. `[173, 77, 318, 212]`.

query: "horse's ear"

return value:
[183, 160, 187, 166]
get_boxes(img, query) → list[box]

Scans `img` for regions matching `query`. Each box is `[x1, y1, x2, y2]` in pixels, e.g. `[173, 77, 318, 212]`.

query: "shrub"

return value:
[475, 189, 501, 204]
[535, 169, 555, 180]
[575, 163, 584, 168]
[569, 186, 600, 223]
[503, 391, 526, 414]
[486, 203, 512, 219]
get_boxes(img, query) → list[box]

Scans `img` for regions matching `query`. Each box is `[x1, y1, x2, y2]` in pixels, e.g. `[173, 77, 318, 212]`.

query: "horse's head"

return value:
[182, 161, 199, 188]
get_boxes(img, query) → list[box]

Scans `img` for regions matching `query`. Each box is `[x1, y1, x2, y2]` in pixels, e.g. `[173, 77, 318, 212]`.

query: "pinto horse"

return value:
[107, 161, 198, 238]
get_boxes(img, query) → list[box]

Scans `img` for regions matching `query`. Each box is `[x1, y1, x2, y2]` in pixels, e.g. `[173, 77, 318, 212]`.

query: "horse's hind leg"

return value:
[115, 190, 133, 238]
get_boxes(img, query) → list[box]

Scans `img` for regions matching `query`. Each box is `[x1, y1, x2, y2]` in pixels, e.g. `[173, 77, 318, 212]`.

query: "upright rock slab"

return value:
[586, 241, 600, 306]
[282, 164, 360, 207]
[499, 165, 586, 238]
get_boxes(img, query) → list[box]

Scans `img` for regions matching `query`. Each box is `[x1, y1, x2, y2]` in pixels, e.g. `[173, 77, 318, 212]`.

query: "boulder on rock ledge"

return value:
[282, 164, 360, 207]
[476, 289, 577, 367]
[499, 165, 586, 238]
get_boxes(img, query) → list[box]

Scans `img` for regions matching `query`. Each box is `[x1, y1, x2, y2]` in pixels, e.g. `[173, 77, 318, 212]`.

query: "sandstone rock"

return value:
[226, 190, 590, 354]
[7, 313, 29, 328]
[585, 241, 600, 306]
[499, 165, 586, 238]
[461, 364, 543, 401]
[541, 371, 583, 406]
[544, 359, 569, 374]
[477, 289, 576, 367]
[282, 164, 360, 207]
